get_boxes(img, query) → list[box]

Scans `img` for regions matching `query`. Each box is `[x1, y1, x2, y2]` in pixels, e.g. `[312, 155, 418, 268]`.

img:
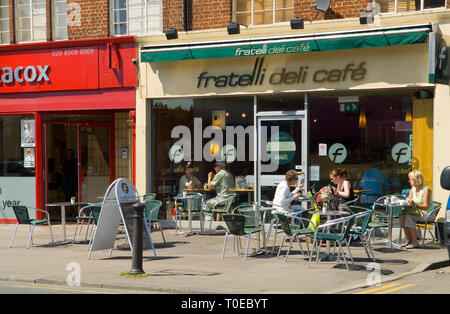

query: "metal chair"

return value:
[308, 214, 357, 270]
[347, 206, 375, 261]
[203, 194, 236, 231]
[416, 201, 442, 247]
[275, 213, 314, 262]
[221, 214, 261, 260]
[73, 204, 95, 242]
[10, 205, 53, 249]
[142, 193, 156, 201]
[145, 200, 166, 243]
[87, 205, 102, 249]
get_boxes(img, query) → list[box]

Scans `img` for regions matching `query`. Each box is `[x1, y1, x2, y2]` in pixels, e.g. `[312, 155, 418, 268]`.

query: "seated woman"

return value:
[400, 170, 432, 249]
[329, 168, 355, 204]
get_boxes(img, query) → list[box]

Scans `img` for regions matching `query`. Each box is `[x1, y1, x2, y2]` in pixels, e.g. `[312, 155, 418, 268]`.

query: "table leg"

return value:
[61, 205, 66, 241]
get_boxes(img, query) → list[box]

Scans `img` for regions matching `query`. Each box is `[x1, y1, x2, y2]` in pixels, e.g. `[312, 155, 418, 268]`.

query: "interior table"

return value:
[46, 201, 89, 244]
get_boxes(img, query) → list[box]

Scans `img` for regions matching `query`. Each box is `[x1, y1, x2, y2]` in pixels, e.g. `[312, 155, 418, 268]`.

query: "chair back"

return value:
[143, 193, 156, 201]
[145, 200, 163, 221]
[223, 214, 246, 235]
[12, 206, 31, 224]
[223, 194, 236, 211]
[340, 215, 356, 241]
[90, 205, 102, 224]
[233, 205, 258, 228]
[275, 213, 293, 236]
[431, 201, 441, 213]
[349, 206, 373, 233]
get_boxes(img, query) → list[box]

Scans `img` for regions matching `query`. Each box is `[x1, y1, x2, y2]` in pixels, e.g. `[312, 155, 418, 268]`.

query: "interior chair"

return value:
[145, 200, 166, 243]
[275, 213, 314, 263]
[204, 194, 236, 232]
[10, 205, 53, 249]
[174, 192, 203, 233]
[221, 214, 261, 260]
[416, 201, 442, 247]
[347, 206, 376, 261]
[73, 204, 96, 243]
[309, 214, 356, 270]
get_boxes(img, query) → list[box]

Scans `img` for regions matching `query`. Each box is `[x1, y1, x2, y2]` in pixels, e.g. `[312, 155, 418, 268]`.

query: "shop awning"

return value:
[140, 24, 432, 63]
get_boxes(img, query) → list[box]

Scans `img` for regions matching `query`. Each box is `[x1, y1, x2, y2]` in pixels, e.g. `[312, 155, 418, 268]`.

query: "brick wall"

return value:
[67, 0, 109, 40]
[163, 0, 232, 31]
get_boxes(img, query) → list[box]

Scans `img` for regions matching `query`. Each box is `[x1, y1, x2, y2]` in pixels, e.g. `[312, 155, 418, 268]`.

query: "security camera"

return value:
[132, 58, 137, 65]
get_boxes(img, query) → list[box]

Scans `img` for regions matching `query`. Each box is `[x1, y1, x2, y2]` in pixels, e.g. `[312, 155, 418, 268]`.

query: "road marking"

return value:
[374, 284, 415, 294]
[354, 283, 399, 294]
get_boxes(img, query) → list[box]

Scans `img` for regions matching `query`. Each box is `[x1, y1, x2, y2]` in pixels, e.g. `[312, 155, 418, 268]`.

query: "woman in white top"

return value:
[272, 170, 304, 215]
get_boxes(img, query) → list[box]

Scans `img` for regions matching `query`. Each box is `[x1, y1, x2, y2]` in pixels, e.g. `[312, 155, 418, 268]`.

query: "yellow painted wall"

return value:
[412, 98, 433, 191]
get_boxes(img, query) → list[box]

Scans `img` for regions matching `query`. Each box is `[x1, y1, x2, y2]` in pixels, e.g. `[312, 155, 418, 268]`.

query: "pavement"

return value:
[0, 220, 449, 294]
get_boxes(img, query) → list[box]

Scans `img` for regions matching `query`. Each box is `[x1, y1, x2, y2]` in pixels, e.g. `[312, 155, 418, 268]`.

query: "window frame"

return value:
[110, 0, 162, 37]
[15, 0, 47, 43]
[232, 0, 294, 26]
[52, 0, 68, 41]
[378, 0, 447, 14]
[0, 0, 10, 45]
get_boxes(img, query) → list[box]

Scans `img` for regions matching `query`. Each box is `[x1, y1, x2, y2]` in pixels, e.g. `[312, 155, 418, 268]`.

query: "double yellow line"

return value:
[354, 283, 415, 294]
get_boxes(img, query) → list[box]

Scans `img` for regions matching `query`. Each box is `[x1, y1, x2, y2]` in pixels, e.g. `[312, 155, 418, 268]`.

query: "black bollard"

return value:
[129, 201, 146, 275]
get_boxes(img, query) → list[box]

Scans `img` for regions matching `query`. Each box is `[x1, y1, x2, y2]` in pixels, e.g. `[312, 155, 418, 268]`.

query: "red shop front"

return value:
[0, 37, 136, 223]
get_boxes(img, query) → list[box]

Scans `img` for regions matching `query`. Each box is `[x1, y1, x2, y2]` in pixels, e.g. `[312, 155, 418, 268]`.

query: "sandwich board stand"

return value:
[88, 178, 157, 260]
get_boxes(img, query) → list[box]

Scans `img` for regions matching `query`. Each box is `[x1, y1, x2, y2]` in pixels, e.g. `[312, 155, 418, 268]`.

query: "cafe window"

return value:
[15, 0, 46, 43]
[111, 0, 162, 36]
[233, 0, 294, 26]
[0, 0, 10, 44]
[0, 115, 36, 177]
[151, 97, 254, 200]
[308, 95, 413, 199]
[377, 0, 446, 13]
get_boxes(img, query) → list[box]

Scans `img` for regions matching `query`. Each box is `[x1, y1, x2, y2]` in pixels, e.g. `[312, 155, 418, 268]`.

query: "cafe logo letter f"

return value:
[328, 143, 347, 164]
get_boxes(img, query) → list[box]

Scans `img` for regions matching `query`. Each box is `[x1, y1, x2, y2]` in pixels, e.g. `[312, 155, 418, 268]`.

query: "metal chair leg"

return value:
[221, 232, 228, 259]
[9, 223, 19, 248]
[244, 234, 251, 261]
[276, 234, 286, 261]
[26, 224, 35, 249]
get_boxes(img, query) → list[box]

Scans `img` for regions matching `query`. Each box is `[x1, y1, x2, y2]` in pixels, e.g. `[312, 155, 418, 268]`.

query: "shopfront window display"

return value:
[309, 95, 414, 202]
[151, 96, 254, 203]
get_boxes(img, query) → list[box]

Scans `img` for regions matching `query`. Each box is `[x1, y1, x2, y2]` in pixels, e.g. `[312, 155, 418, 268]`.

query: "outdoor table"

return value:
[174, 194, 205, 236]
[308, 209, 350, 261]
[46, 201, 89, 243]
[372, 199, 409, 250]
[228, 188, 255, 203]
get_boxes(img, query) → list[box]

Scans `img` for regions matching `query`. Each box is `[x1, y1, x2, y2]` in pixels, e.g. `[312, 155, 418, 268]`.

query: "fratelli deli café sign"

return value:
[196, 57, 367, 88]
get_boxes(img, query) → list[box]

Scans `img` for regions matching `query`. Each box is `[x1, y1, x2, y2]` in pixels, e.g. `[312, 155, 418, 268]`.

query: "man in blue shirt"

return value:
[361, 162, 390, 203]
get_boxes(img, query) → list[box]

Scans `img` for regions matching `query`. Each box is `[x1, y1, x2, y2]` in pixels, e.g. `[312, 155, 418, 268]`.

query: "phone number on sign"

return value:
[52, 48, 95, 57]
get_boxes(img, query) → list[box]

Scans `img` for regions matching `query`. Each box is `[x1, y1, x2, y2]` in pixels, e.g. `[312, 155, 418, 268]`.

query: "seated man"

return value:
[207, 160, 235, 196]
[272, 169, 305, 215]
[360, 162, 390, 204]
[178, 165, 202, 195]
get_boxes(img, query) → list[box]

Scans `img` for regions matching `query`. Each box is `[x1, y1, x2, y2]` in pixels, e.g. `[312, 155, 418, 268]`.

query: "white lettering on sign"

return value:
[0, 65, 50, 84]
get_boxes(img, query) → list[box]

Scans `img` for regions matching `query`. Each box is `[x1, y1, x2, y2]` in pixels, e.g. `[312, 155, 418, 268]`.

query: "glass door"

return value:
[44, 122, 113, 211]
[256, 114, 307, 204]
[79, 125, 112, 203]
